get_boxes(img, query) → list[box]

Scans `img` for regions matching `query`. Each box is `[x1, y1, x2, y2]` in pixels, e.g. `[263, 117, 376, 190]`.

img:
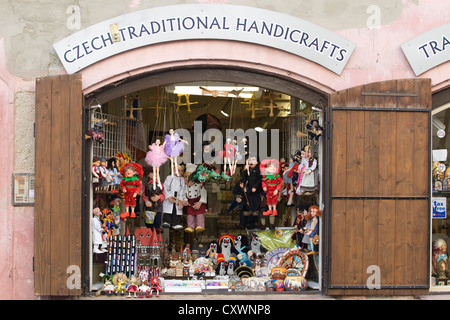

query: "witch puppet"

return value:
[164, 129, 188, 177]
[145, 138, 168, 189]
[260, 159, 283, 229]
[119, 163, 144, 220]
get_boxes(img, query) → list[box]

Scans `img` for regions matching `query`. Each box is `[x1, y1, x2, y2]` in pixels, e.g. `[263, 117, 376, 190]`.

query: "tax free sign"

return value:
[54, 4, 355, 75]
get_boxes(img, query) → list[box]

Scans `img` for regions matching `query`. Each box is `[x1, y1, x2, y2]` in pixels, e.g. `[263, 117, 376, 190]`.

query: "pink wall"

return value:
[0, 39, 35, 300]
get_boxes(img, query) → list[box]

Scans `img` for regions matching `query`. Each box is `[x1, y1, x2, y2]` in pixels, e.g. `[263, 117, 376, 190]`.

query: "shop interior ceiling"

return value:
[103, 82, 310, 135]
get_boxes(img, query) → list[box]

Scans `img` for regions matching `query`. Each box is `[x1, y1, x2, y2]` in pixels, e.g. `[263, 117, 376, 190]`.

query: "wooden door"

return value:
[34, 74, 83, 296]
[326, 79, 431, 295]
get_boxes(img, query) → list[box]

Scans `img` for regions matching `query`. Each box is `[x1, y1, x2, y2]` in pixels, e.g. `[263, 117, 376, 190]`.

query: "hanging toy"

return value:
[145, 138, 168, 189]
[223, 138, 236, 176]
[260, 159, 283, 228]
[306, 119, 324, 145]
[120, 163, 144, 220]
[164, 128, 188, 176]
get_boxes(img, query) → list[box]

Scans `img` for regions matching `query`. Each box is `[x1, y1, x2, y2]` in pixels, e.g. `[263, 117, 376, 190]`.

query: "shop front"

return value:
[29, 3, 450, 298]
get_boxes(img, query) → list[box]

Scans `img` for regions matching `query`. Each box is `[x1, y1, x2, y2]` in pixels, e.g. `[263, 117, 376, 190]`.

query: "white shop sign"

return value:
[53, 4, 355, 75]
[402, 22, 450, 76]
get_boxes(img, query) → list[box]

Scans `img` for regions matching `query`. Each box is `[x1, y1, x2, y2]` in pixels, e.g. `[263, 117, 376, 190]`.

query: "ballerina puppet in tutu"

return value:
[145, 138, 168, 189]
[164, 128, 188, 176]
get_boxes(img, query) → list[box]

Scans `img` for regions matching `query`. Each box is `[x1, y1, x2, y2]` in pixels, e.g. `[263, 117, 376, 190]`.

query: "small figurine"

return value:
[260, 159, 283, 228]
[92, 207, 107, 254]
[112, 273, 128, 295]
[291, 205, 309, 249]
[119, 163, 144, 220]
[99, 157, 111, 190]
[102, 208, 117, 240]
[142, 165, 165, 233]
[164, 128, 188, 176]
[298, 146, 317, 194]
[148, 276, 162, 297]
[248, 233, 267, 261]
[127, 275, 140, 298]
[218, 234, 238, 262]
[301, 205, 322, 252]
[145, 138, 168, 189]
[306, 119, 324, 145]
[92, 156, 102, 191]
[183, 164, 207, 233]
[223, 138, 236, 176]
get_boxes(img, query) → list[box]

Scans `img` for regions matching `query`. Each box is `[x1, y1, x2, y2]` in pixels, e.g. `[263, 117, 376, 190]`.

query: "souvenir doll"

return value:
[142, 165, 165, 233]
[162, 164, 186, 230]
[231, 139, 241, 175]
[291, 205, 308, 248]
[127, 275, 140, 298]
[109, 194, 121, 236]
[301, 205, 322, 252]
[218, 234, 238, 262]
[223, 138, 236, 176]
[107, 157, 122, 191]
[145, 138, 168, 189]
[92, 156, 102, 191]
[182, 164, 207, 233]
[99, 157, 111, 189]
[306, 119, 324, 145]
[102, 208, 118, 240]
[164, 128, 188, 177]
[227, 256, 237, 276]
[260, 159, 283, 229]
[206, 240, 219, 268]
[119, 162, 144, 220]
[248, 233, 267, 261]
[299, 146, 317, 194]
[235, 234, 252, 267]
[240, 154, 263, 229]
[148, 276, 162, 297]
[215, 254, 227, 276]
[92, 207, 107, 254]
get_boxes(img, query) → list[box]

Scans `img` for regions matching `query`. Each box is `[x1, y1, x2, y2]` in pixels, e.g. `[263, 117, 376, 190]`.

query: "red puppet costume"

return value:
[260, 159, 283, 216]
[120, 163, 144, 220]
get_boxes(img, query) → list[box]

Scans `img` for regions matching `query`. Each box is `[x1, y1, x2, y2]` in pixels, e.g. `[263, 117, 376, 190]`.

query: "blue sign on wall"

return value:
[432, 197, 447, 219]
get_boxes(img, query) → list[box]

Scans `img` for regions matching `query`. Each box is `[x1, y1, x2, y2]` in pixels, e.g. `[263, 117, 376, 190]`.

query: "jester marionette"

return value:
[120, 162, 144, 220]
[260, 159, 283, 228]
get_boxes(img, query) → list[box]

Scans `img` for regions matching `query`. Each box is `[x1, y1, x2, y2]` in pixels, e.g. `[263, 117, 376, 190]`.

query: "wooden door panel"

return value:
[34, 75, 83, 296]
[327, 79, 431, 296]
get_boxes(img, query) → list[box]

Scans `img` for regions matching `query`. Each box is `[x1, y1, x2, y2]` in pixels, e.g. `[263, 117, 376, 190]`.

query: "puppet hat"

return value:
[217, 253, 225, 264]
[219, 234, 235, 246]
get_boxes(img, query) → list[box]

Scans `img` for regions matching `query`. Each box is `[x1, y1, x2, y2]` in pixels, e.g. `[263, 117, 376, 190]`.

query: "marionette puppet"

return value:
[92, 207, 107, 254]
[102, 208, 118, 240]
[142, 165, 165, 232]
[182, 164, 207, 233]
[223, 138, 236, 176]
[162, 164, 186, 230]
[107, 157, 122, 192]
[240, 154, 263, 227]
[99, 157, 111, 190]
[92, 156, 102, 191]
[306, 119, 324, 145]
[145, 138, 168, 189]
[231, 139, 241, 176]
[301, 205, 322, 252]
[260, 159, 283, 228]
[291, 205, 308, 248]
[109, 194, 121, 236]
[119, 163, 144, 220]
[298, 145, 317, 195]
[164, 128, 188, 177]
